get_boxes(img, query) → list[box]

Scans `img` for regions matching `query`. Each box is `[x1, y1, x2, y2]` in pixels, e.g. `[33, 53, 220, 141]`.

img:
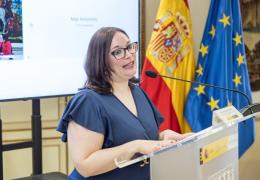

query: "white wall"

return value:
[252, 91, 260, 103]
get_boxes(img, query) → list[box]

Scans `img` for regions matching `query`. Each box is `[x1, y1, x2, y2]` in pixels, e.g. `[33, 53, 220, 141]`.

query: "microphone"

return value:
[145, 70, 256, 115]
[145, 71, 158, 78]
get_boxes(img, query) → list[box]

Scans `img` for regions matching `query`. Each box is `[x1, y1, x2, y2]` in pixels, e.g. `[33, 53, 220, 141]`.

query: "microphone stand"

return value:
[158, 74, 252, 106]
[145, 71, 260, 116]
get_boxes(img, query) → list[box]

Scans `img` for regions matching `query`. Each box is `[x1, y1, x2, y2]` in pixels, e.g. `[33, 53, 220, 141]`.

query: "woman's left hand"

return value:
[159, 129, 193, 141]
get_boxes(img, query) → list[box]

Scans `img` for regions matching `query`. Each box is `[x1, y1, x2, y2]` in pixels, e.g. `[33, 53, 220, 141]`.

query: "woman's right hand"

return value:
[131, 139, 176, 155]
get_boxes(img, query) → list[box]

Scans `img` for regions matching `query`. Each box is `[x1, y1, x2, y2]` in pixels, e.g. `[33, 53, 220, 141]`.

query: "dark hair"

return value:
[84, 27, 138, 94]
[2, 34, 9, 41]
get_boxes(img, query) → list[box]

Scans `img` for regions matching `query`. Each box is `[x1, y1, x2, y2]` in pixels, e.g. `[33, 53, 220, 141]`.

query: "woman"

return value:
[57, 27, 190, 180]
[1, 34, 12, 55]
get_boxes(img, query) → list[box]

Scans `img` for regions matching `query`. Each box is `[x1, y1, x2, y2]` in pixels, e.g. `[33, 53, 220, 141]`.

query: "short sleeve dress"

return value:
[56, 85, 164, 180]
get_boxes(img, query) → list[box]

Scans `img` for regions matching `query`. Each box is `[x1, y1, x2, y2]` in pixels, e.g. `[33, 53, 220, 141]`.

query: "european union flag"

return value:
[185, 0, 255, 157]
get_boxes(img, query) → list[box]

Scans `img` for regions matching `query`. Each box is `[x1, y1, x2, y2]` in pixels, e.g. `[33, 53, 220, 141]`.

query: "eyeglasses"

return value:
[111, 42, 138, 60]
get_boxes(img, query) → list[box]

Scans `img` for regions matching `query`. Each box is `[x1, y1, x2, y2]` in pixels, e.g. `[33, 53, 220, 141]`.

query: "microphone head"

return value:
[145, 70, 157, 78]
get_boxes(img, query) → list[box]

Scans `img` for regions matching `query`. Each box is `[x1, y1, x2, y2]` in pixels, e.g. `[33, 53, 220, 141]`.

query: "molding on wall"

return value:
[2, 119, 59, 131]
[2, 120, 61, 142]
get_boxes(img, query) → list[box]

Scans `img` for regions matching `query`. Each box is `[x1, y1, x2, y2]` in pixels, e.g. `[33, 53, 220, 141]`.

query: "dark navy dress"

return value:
[57, 85, 164, 180]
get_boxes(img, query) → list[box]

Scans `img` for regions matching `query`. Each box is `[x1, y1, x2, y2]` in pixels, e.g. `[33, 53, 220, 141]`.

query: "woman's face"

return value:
[108, 32, 137, 83]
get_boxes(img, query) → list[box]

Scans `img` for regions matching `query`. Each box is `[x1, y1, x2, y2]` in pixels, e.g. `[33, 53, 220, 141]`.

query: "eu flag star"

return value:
[219, 13, 230, 28]
[236, 53, 244, 66]
[233, 33, 242, 46]
[207, 97, 220, 111]
[199, 43, 208, 57]
[194, 85, 205, 96]
[232, 73, 242, 87]
[209, 25, 216, 39]
[196, 64, 203, 76]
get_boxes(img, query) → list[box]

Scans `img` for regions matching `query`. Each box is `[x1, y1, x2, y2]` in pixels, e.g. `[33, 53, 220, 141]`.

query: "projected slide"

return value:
[0, 0, 23, 60]
[0, 0, 139, 101]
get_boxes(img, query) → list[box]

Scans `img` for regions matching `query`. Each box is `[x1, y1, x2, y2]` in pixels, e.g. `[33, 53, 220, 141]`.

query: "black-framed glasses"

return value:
[111, 42, 138, 60]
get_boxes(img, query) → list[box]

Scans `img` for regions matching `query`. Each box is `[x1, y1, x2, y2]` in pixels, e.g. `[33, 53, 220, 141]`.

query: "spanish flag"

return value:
[141, 0, 195, 133]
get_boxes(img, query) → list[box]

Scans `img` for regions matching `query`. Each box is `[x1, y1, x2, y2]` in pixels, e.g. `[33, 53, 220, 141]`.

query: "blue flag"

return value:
[185, 0, 255, 157]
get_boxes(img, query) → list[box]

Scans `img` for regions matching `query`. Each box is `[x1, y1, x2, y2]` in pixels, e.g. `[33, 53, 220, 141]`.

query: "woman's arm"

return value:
[68, 121, 172, 177]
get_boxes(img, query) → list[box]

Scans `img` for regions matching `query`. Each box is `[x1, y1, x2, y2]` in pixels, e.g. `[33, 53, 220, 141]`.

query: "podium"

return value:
[115, 106, 260, 180]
